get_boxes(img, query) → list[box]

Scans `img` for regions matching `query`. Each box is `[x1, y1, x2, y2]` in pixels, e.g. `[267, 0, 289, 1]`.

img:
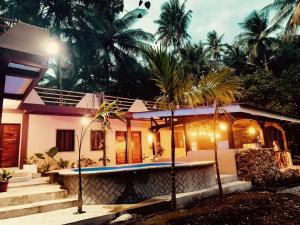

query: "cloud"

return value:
[123, 0, 273, 43]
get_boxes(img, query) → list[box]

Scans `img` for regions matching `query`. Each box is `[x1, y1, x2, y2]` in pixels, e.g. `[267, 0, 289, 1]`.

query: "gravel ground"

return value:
[118, 191, 300, 225]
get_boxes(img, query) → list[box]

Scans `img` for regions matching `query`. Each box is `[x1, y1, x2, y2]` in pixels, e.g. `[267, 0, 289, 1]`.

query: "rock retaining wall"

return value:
[235, 148, 280, 186]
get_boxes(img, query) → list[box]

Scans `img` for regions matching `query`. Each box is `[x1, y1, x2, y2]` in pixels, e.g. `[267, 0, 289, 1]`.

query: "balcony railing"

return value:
[34, 87, 159, 111]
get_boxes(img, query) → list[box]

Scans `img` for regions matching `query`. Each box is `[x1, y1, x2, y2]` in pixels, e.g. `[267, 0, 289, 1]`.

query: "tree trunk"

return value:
[77, 133, 84, 213]
[263, 52, 269, 72]
[213, 104, 224, 201]
[103, 129, 107, 166]
[170, 110, 177, 210]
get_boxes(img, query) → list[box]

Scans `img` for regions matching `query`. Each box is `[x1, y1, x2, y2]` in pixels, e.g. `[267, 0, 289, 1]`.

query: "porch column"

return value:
[183, 123, 190, 154]
[0, 73, 5, 168]
[228, 121, 235, 149]
[126, 119, 132, 164]
[20, 113, 29, 168]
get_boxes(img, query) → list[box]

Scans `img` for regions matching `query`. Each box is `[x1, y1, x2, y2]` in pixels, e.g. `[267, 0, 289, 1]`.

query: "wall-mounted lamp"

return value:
[147, 132, 154, 145]
[247, 126, 256, 136]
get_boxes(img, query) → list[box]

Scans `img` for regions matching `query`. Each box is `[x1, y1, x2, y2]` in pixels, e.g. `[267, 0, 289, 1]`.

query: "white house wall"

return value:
[26, 115, 153, 165]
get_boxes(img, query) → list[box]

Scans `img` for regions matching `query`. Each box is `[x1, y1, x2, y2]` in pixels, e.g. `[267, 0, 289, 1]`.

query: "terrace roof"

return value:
[131, 104, 300, 124]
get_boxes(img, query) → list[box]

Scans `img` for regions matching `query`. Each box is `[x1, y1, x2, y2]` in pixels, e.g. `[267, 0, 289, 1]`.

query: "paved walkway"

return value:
[0, 181, 251, 225]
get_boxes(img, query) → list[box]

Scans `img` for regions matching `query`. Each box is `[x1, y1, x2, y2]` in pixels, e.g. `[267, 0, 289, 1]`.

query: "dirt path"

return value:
[122, 192, 300, 225]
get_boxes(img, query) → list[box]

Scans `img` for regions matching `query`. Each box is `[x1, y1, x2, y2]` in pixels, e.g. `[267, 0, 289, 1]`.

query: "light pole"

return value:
[45, 39, 63, 105]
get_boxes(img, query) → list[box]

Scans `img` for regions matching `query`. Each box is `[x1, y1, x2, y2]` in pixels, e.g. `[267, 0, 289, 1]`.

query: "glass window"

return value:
[56, 130, 75, 152]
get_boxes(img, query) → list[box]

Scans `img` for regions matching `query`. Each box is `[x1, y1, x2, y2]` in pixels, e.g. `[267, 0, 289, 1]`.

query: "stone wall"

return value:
[235, 148, 280, 186]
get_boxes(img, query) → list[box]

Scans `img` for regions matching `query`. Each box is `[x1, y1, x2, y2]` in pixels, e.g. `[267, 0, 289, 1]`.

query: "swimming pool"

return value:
[59, 161, 216, 204]
[72, 162, 180, 173]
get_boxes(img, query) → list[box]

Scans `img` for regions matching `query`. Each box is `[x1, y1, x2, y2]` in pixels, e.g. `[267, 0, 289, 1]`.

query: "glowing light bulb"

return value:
[248, 126, 256, 136]
[81, 116, 90, 126]
[45, 40, 60, 56]
[219, 122, 227, 131]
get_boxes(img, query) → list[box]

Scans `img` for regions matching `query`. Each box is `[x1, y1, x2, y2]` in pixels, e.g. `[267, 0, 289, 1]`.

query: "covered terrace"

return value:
[129, 104, 300, 174]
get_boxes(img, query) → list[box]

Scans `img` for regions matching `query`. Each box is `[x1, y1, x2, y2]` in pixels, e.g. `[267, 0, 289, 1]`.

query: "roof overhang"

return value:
[131, 104, 300, 124]
[0, 22, 50, 103]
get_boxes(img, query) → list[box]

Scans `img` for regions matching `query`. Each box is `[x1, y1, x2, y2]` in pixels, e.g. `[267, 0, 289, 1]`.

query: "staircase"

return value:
[0, 182, 77, 220]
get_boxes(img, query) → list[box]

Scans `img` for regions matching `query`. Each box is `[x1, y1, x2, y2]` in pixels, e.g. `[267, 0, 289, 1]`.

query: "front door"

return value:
[0, 124, 20, 168]
[116, 131, 127, 164]
[131, 131, 142, 163]
[115, 131, 142, 164]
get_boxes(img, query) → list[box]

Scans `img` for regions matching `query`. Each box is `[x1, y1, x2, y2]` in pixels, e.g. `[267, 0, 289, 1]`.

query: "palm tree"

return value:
[142, 46, 241, 209]
[263, 0, 300, 34]
[205, 30, 225, 62]
[141, 46, 189, 210]
[179, 41, 209, 78]
[223, 44, 248, 74]
[91, 8, 154, 91]
[94, 101, 123, 166]
[155, 0, 192, 50]
[76, 100, 122, 213]
[195, 69, 241, 201]
[238, 10, 280, 71]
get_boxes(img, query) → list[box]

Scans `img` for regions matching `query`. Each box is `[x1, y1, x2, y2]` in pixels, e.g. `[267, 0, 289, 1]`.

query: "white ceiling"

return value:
[4, 75, 32, 95]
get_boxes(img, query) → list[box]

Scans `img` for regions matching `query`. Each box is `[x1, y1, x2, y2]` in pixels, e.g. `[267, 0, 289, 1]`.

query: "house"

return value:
[1, 86, 300, 175]
[1, 19, 299, 173]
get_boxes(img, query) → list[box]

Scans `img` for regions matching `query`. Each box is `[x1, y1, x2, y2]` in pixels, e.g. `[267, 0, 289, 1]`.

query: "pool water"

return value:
[73, 162, 177, 173]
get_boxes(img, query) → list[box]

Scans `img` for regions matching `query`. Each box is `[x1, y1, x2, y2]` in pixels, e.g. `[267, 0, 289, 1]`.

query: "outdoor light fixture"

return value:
[147, 132, 154, 145]
[45, 40, 60, 56]
[219, 122, 227, 131]
[247, 126, 256, 136]
[81, 116, 90, 126]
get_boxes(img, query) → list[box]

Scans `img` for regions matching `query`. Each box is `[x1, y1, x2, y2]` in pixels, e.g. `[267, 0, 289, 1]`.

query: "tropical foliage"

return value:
[0, 0, 299, 116]
[155, 0, 192, 50]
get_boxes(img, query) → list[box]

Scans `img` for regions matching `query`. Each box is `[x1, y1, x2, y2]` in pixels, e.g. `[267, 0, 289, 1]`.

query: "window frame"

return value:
[90, 130, 105, 151]
[56, 129, 75, 152]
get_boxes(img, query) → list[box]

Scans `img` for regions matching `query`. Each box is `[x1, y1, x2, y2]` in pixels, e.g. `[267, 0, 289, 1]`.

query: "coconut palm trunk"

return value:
[170, 109, 177, 210]
[77, 128, 84, 214]
[213, 102, 224, 201]
[103, 129, 107, 166]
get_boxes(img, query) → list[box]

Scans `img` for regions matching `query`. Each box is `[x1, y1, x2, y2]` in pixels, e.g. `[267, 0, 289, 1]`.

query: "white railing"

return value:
[34, 87, 159, 111]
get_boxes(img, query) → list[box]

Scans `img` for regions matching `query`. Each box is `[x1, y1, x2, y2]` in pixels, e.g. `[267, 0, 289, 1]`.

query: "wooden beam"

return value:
[6, 67, 40, 79]
[0, 72, 5, 168]
[183, 123, 190, 154]
[3, 93, 24, 100]
[126, 119, 132, 164]
[20, 113, 29, 168]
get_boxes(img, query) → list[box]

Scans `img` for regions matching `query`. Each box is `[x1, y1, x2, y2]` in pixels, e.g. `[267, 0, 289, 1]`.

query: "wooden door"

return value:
[116, 131, 127, 164]
[131, 131, 142, 163]
[1, 124, 20, 168]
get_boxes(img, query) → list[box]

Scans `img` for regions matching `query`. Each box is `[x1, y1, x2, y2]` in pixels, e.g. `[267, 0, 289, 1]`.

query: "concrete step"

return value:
[0, 184, 67, 207]
[177, 180, 252, 207]
[8, 177, 49, 188]
[219, 174, 238, 184]
[10, 171, 32, 183]
[0, 198, 78, 220]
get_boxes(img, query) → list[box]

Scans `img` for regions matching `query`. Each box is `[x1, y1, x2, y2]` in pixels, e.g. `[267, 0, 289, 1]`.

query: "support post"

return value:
[228, 121, 235, 149]
[183, 123, 190, 154]
[0, 73, 5, 168]
[126, 119, 132, 164]
[20, 113, 29, 168]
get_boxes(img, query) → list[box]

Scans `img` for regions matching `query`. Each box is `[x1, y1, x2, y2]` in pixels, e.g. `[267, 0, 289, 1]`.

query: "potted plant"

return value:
[0, 169, 14, 192]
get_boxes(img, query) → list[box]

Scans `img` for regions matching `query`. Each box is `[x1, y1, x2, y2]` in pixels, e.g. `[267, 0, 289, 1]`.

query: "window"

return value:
[90, 130, 105, 151]
[174, 131, 185, 148]
[56, 130, 75, 152]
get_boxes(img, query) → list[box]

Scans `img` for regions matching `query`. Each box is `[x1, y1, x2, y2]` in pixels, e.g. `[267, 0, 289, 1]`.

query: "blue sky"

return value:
[124, 0, 273, 43]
